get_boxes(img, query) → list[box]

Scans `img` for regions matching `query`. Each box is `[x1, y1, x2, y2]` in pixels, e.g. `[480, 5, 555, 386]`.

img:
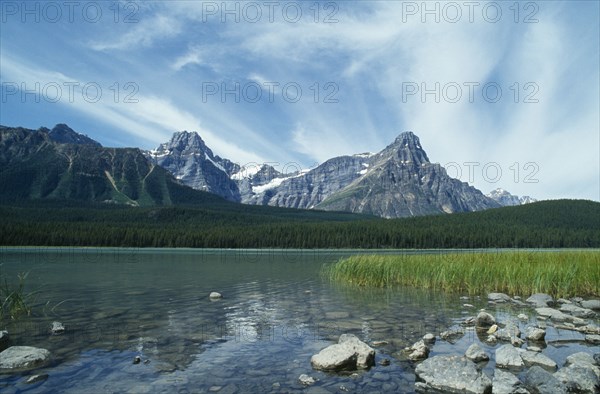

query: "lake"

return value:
[0, 248, 597, 393]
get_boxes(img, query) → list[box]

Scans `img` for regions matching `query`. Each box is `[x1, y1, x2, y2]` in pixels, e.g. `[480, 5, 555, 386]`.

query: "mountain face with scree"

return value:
[149, 130, 502, 217]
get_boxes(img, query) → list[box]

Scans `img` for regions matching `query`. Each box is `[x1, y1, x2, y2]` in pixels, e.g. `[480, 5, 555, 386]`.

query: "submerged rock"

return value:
[0, 330, 9, 351]
[465, 343, 489, 363]
[526, 293, 554, 308]
[415, 355, 492, 394]
[311, 334, 375, 371]
[298, 374, 316, 386]
[440, 328, 465, 343]
[0, 346, 51, 371]
[492, 369, 529, 394]
[25, 374, 49, 384]
[495, 345, 524, 369]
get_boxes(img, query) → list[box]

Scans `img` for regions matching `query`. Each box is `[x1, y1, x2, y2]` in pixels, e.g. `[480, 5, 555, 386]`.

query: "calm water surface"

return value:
[0, 248, 597, 393]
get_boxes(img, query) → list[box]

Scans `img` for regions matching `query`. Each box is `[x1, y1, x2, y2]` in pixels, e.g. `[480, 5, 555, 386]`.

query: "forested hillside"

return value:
[0, 200, 597, 248]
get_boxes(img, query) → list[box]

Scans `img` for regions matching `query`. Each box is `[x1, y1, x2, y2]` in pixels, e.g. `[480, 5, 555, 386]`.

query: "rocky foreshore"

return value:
[304, 292, 599, 393]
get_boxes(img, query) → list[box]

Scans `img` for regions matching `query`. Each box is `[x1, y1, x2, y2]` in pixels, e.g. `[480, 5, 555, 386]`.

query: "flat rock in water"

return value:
[523, 366, 566, 394]
[527, 293, 554, 308]
[585, 334, 600, 345]
[311, 334, 374, 371]
[0, 346, 51, 371]
[465, 343, 489, 363]
[559, 303, 596, 318]
[554, 365, 599, 394]
[488, 293, 512, 303]
[495, 345, 524, 369]
[535, 307, 571, 322]
[415, 355, 492, 394]
[298, 374, 316, 386]
[517, 349, 557, 371]
[51, 321, 65, 334]
[440, 328, 465, 343]
[580, 299, 600, 311]
[491, 369, 529, 394]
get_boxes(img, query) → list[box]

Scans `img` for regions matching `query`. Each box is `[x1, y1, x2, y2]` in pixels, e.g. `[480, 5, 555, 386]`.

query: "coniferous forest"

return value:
[0, 199, 598, 249]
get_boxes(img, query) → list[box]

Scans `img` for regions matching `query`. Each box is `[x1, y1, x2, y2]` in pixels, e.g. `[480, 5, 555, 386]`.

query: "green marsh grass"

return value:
[324, 251, 600, 298]
[0, 271, 37, 321]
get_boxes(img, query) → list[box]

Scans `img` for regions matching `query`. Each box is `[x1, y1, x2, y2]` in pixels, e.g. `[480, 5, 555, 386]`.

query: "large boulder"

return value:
[565, 352, 600, 378]
[0, 346, 51, 371]
[523, 366, 566, 394]
[526, 294, 553, 308]
[415, 355, 492, 393]
[554, 365, 599, 394]
[311, 334, 375, 371]
[492, 369, 529, 394]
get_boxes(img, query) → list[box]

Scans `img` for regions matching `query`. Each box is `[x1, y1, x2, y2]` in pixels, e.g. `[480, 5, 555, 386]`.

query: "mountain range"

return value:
[0, 124, 537, 217]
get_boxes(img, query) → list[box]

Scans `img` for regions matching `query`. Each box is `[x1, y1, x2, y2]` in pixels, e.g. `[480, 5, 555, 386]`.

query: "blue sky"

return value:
[1, 1, 598, 201]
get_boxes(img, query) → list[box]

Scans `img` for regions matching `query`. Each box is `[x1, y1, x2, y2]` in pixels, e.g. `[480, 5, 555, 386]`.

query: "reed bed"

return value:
[324, 251, 600, 298]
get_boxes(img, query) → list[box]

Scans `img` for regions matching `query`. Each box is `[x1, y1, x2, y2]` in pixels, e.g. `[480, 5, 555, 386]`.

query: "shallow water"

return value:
[0, 248, 598, 393]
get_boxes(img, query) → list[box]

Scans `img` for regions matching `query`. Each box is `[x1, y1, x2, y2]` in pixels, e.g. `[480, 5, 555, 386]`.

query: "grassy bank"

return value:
[324, 251, 600, 298]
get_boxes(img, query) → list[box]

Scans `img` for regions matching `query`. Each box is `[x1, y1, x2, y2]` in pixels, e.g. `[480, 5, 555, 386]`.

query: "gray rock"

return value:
[492, 369, 529, 394]
[465, 343, 489, 363]
[0, 346, 51, 371]
[565, 352, 600, 378]
[559, 303, 595, 318]
[324, 311, 350, 319]
[379, 358, 391, 366]
[0, 330, 9, 351]
[489, 293, 513, 303]
[580, 299, 600, 311]
[557, 298, 572, 304]
[415, 355, 492, 393]
[51, 321, 65, 334]
[406, 339, 429, 361]
[311, 334, 375, 371]
[476, 311, 496, 327]
[517, 350, 557, 371]
[422, 333, 436, 344]
[535, 307, 571, 322]
[518, 314, 528, 321]
[298, 374, 316, 386]
[525, 327, 546, 341]
[495, 345, 524, 369]
[554, 365, 599, 394]
[495, 322, 521, 342]
[209, 292, 222, 299]
[523, 366, 566, 394]
[585, 334, 600, 344]
[527, 294, 554, 308]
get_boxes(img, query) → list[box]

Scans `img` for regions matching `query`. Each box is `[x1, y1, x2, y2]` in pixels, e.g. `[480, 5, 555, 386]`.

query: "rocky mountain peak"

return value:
[47, 124, 101, 147]
[162, 131, 211, 157]
[487, 188, 537, 206]
[380, 131, 430, 166]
